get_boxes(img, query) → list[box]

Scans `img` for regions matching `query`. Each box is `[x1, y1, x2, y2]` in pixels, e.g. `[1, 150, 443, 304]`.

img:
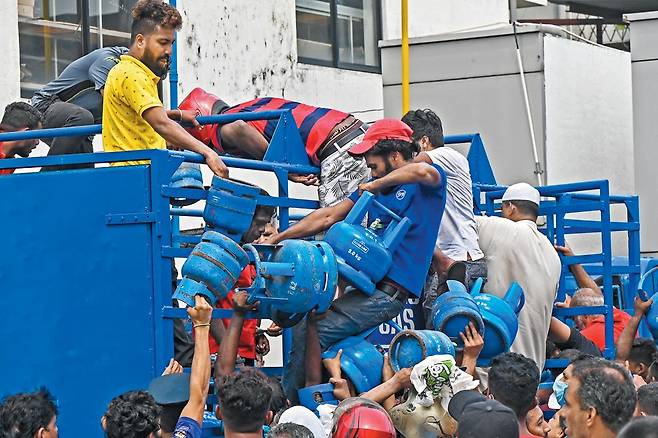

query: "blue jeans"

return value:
[282, 287, 405, 403]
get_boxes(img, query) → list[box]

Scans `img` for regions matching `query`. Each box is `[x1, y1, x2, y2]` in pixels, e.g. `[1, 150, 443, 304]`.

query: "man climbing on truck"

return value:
[178, 87, 370, 206]
[262, 118, 447, 403]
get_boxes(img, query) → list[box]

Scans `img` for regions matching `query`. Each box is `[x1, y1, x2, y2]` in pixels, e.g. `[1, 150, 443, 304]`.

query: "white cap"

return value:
[501, 182, 540, 206]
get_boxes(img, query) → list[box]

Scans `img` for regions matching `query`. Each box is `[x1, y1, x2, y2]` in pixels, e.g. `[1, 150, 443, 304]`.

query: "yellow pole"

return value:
[401, 0, 410, 116]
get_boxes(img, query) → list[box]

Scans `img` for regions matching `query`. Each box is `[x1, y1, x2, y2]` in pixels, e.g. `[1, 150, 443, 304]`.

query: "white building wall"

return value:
[0, 0, 22, 109]
[175, 0, 383, 122]
[381, 0, 509, 40]
[543, 35, 634, 196]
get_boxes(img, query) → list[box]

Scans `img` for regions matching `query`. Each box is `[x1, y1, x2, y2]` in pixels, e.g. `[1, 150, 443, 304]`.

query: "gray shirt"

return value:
[31, 46, 128, 120]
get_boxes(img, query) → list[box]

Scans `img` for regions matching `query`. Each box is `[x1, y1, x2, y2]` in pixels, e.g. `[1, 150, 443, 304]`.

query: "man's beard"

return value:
[143, 51, 170, 78]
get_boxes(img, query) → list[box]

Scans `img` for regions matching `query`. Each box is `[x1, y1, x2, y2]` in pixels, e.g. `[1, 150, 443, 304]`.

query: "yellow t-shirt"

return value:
[102, 55, 166, 166]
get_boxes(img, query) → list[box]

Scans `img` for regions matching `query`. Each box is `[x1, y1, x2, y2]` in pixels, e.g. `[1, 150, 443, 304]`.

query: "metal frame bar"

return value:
[475, 179, 641, 361]
[1, 110, 322, 377]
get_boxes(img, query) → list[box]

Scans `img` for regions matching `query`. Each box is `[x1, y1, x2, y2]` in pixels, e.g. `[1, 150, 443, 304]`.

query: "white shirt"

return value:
[425, 147, 483, 261]
[475, 215, 562, 371]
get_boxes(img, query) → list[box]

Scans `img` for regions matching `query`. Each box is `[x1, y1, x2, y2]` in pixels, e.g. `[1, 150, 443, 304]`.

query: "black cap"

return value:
[448, 390, 519, 438]
[148, 374, 190, 406]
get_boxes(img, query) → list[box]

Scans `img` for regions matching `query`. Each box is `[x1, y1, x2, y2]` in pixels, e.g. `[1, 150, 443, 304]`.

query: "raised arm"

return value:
[617, 296, 653, 361]
[361, 163, 440, 195]
[217, 291, 255, 377]
[304, 312, 323, 387]
[265, 198, 354, 244]
[555, 244, 602, 294]
[142, 106, 228, 177]
[179, 295, 213, 426]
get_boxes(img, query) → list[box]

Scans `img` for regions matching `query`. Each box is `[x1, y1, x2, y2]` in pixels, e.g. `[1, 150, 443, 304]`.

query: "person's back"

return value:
[476, 184, 561, 370]
[220, 97, 351, 161]
[31, 46, 127, 121]
[427, 147, 481, 259]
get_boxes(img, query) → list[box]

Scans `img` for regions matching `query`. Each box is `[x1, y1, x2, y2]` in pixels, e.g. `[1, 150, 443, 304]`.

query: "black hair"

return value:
[504, 199, 539, 218]
[216, 368, 273, 433]
[103, 390, 161, 438]
[617, 416, 658, 438]
[0, 102, 43, 131]
[159, 402, 185, 433]
[269, 422, 314, 438]
[255, 188, 275, 219]
[267, 376, 288, 418]
[637, 383, 658, 416]
[629, 338, 658, 368]
[131, 0, 182, 43]
[366, 138, 420, 161]
[488, 352, 539, 418]
[401, 108, 444, 148]
[572, 360, 636, 433]
[0, 388, 58, 437]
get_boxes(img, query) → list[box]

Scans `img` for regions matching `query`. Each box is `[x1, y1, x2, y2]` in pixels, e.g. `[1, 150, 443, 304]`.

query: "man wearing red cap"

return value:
[263, 119, 447, 403]
[178, 88, 370, 206]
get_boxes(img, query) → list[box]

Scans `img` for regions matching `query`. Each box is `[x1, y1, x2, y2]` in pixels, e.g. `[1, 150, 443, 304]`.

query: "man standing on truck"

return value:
[31, 46, 127, 171]
[102, 0, 228, 178]
[178, 87, 370, 206]
[262, 119, 447, 403]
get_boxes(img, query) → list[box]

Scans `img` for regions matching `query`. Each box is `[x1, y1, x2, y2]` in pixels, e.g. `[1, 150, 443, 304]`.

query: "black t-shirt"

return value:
[556, 327, 602, 357]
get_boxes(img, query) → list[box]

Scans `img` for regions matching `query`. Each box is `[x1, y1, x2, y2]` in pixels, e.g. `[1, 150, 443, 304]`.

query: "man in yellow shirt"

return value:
[102, 0, 227, 178]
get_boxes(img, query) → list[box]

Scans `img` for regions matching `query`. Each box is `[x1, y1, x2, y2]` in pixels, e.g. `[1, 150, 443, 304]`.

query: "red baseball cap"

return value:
[349, 119, 413, 155]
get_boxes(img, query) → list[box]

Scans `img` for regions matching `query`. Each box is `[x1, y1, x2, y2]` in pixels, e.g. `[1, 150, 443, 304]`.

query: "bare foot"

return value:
[382, 354, 395, 381]
[323, 349, 343, 380]
[330, 377, 351, 401]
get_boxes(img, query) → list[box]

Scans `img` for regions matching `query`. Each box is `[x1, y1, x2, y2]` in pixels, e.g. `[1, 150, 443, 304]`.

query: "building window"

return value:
[18, 0, 136, 99]
[296, 0, 381, 73]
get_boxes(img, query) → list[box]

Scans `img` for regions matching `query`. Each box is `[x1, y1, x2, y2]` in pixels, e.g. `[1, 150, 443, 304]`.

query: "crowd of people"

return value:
[1, 0, 657, 437]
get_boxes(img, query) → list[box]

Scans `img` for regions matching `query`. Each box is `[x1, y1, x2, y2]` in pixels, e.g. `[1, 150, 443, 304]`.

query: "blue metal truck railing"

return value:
[0, 110, 319, 436]
[473, 180, 642, 367]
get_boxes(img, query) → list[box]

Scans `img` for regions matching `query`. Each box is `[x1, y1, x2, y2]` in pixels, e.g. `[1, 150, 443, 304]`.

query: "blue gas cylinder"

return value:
[645, 293, 658, 338]
[298, 383, 339, 412]
[324, 192, 411, 295]
[323, 335, 384, 394]
[242, 241, 337, 327]
[472, 281, 525, 363]
[431, 280, 485, 349]
[203, 177, 260, 241]
[173, 231, 249, 306]
[170, 162, 204, 206]
[389, 330, 456, 372]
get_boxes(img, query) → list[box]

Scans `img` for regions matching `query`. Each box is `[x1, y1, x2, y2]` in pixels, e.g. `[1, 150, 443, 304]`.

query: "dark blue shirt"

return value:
[348, 163, 447, 296]
[173, 416, 201, 438]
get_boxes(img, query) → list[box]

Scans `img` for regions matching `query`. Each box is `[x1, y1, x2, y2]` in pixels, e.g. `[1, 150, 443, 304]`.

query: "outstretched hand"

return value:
[187, 295, 212, 326]
[289, 173, 319, 186]
[231, 290, 258, 313]
[460, 322, 484, 360]
[634, 296, 654, 317]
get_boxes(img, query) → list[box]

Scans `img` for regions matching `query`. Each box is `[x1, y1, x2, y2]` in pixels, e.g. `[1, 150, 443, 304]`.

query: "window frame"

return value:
[296, 0, 383, 74]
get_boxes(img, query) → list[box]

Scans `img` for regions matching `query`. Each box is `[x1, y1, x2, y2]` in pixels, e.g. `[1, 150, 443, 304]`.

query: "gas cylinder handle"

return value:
[345, 192, 404, 224]
[638, 266, 658, 302]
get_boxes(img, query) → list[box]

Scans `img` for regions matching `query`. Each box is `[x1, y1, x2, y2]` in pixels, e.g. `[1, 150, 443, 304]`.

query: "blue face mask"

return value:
[553, 377, 568, 407]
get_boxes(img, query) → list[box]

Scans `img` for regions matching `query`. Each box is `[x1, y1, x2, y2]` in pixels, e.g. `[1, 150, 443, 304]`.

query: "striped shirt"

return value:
[219, 98, 349, 162]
